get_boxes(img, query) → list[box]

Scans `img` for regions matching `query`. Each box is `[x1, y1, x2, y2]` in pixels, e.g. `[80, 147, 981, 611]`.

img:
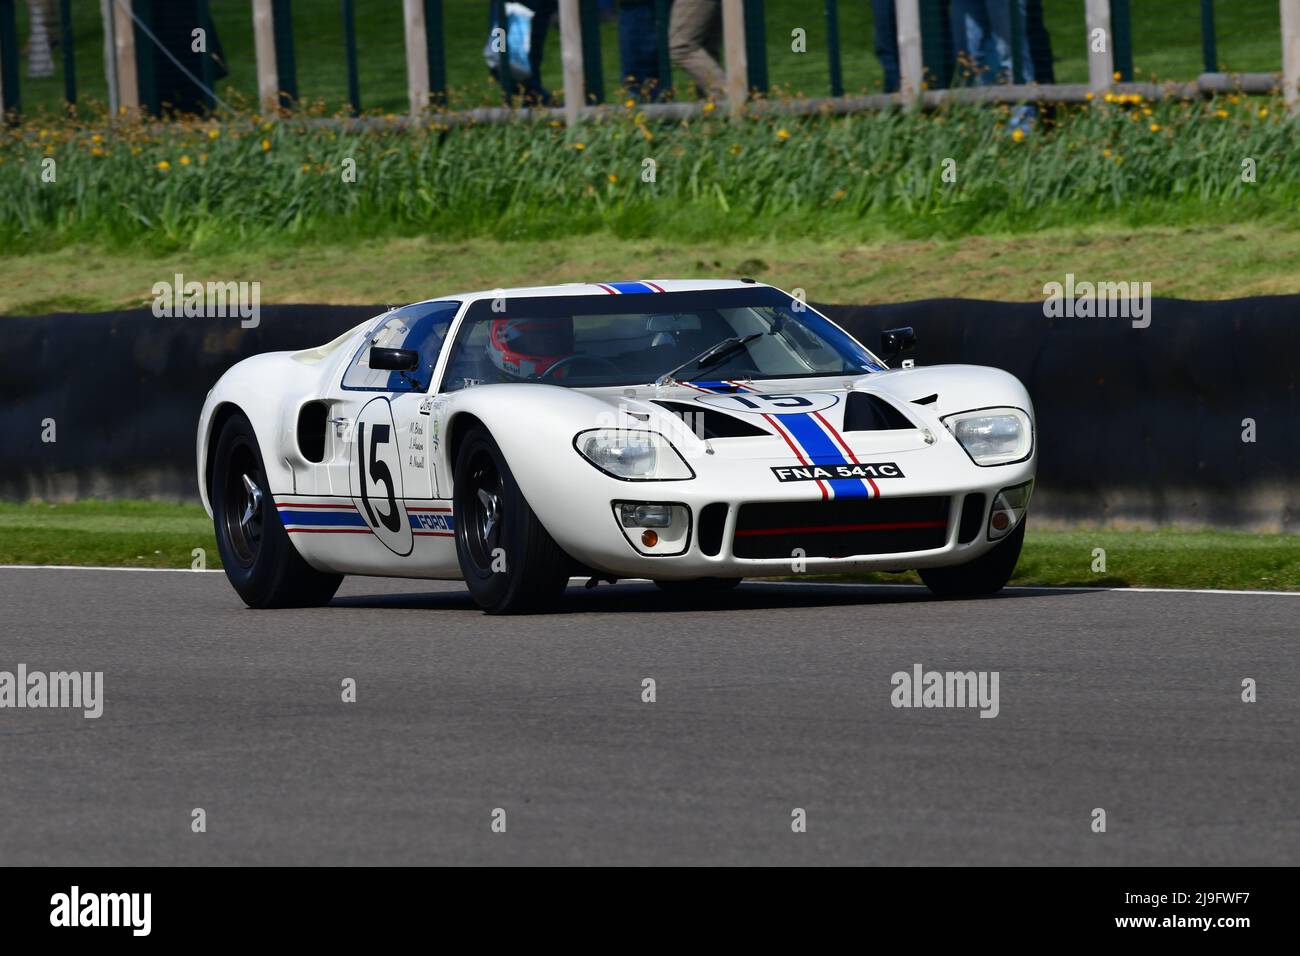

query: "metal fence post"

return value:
[654, 0, 671, 98]
[60, 0, 75, 105]
[196, 0, 215, 111]
[132, 0, 158, 115]
[744, 0, 767, 94]
[0, 0, 15, 119]
[100, 0, 118, 115]
[721, 0, 748, 114]
[0, 0, 16, 118]
[895, 0, 922, 104]
[579, 0, 604, 103]
[559, 0, 585, 123]
[1009, 0, 1024, 83]
[1110, 0, 1132, 81]
[272, 0, 297, 108]
[824, 0, 843, 97]
[341, 0, 360, 114]
[1085, 0, 1113, 97]
[425, 0, 445, 104]
[1283, 0, 1300, 113]
[1199, 0, 1217, 73]
[490, 0, 511, 100]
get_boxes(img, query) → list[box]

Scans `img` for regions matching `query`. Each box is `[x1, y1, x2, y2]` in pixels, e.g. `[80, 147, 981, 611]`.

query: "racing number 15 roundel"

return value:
[349, 397, 414, 557]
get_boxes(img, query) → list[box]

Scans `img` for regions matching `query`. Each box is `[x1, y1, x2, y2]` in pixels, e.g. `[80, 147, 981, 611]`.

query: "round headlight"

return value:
[575, 429, 693, 480]
[942, 408, 1033, 466]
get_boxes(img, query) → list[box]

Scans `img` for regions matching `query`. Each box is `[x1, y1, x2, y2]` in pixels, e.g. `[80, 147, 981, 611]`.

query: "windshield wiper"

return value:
[654, 332, 763, 387]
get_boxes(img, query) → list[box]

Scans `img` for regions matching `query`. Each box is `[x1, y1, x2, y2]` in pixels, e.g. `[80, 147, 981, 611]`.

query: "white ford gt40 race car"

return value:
[197, 280, 1035, 613]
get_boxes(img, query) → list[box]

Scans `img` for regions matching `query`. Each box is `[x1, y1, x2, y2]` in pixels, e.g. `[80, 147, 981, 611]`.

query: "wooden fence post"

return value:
[1085, 0, 1114, 97]
[112, 0, 140, 114]
[251, 0, 278, 113]
[895, 0, 923, 105]
[558, 0, 585, 124]
[1283, 0, 1300, 114]
[721, 0, 748, 115]
[404, 0, 430, 116]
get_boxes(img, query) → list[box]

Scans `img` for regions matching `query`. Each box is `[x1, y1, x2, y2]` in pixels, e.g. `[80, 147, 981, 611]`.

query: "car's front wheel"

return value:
[918, 518, 1026, 598]
[211, 413, 343, 608]
[452, 424, 571, 613]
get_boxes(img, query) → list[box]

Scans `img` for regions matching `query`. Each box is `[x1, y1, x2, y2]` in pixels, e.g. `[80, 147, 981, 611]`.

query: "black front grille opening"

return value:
[652, 402, 768, 439]
[697, 503, 728, 556]
[842, 391, 915, 431]
[297, 401, 328, 463]
[734, 496, 949, 559]
[957, 493, 986, 544]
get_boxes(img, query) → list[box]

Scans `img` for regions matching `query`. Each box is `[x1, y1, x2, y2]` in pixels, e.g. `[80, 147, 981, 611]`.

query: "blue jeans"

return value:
[619, 2, 665, 100]
[951, 0, 1034, 86]
[871, 0, 900, 93]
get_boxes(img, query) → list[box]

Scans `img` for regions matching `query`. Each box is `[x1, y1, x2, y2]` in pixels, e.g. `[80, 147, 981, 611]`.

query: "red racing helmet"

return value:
[488, 317, 575, 379]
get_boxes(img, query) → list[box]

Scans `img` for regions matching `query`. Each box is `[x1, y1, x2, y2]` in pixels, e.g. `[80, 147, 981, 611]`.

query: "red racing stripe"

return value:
[735, 520, 946, 537]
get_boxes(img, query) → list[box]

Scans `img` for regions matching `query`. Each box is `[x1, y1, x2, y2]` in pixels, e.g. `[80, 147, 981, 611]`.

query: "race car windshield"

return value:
[440, 287, 884, 391]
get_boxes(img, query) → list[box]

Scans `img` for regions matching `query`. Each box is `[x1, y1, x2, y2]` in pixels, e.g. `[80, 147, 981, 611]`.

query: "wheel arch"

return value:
[445, 411, 487, 482]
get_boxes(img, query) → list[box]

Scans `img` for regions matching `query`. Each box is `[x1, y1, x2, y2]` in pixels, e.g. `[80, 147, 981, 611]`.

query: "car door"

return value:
[324, 302, 459, 556]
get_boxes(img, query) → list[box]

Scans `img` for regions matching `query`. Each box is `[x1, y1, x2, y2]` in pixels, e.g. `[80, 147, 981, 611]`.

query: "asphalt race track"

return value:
[1, 568, 1296, 866]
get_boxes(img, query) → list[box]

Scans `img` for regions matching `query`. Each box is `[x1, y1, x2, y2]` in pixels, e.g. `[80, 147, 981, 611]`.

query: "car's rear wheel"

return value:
[653, 577, 742, 595]
[211, 413, 343, 608]
[453, 424, 571, 613]
[918, 518, 1026, 598]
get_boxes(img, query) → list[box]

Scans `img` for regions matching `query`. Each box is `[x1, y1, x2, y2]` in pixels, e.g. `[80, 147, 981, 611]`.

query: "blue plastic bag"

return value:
[483, 3, 534, 81]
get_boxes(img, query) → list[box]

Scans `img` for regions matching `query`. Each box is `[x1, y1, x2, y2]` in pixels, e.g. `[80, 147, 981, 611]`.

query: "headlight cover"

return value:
[942, 407, 1033, 466]
[574, 429, 694, 481]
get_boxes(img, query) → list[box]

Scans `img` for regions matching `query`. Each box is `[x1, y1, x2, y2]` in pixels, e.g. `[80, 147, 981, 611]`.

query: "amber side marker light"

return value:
[641, 530, 659, 547]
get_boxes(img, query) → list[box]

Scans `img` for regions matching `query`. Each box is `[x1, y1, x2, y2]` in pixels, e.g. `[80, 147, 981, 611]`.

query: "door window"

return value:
[342, 300, 460, 392]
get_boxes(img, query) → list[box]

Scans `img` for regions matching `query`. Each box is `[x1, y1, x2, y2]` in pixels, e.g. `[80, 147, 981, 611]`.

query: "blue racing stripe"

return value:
[606, 281, 655, 294]
[278, 509, 367, 527]
[776, 413, 870, 499]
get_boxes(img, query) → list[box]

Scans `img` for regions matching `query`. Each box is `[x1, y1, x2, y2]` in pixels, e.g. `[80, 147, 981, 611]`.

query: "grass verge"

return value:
[4, 96, 1298, 254]
[3, 224, 1297, 315]
[3, 502, 1297, 591]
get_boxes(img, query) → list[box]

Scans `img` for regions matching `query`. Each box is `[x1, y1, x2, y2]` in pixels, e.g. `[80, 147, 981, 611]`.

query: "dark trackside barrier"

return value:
[1, 296, 1297, 530]
[0, 305, 377, 501]
[822, 296, 1300, 531]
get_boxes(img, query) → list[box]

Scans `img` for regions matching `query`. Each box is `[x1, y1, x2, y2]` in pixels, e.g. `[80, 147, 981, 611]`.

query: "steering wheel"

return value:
[538, 353, 623, 381]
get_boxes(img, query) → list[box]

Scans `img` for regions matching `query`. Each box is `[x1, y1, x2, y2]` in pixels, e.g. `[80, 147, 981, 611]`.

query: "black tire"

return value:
[211, 413, 343, 609]
[654, 577, 743, 594]
[453, 424, 571, 613]
[918, 517, 1026, 598]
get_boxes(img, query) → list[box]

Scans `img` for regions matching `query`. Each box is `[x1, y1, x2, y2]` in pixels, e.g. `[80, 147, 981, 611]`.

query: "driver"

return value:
[487, 316, 576, 380]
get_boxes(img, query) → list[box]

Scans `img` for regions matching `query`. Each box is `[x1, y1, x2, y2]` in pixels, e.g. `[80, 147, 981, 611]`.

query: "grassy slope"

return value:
[12, 0, 1286, 116]
[3, 223, 1297, 316]
[3, 502, 1297, 589]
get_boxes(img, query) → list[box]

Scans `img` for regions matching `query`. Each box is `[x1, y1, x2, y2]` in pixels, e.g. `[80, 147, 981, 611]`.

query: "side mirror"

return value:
[879, 327, 916, 365]
[370, 347, 420, 371]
